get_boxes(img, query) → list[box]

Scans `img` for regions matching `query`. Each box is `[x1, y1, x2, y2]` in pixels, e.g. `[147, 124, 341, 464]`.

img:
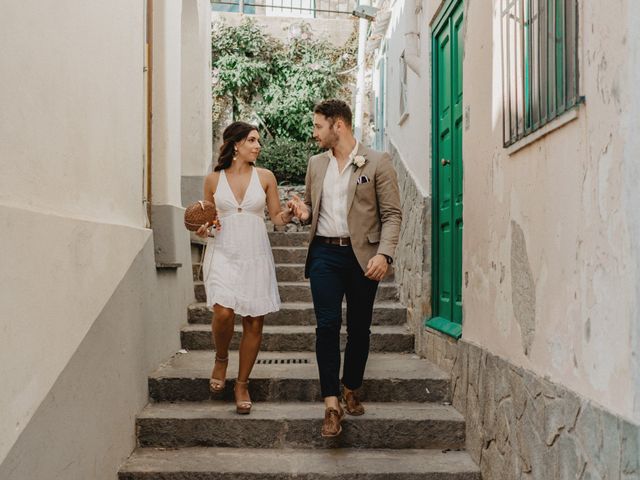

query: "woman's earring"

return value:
[233, 148, 238, 162]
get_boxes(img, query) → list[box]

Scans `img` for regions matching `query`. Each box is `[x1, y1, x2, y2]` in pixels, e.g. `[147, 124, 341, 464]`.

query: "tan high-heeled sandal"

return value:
[209, 355, 229, 394]
[234, 380, 252, 414]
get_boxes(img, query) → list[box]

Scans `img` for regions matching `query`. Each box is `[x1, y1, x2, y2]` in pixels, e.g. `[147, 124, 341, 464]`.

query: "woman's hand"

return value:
[195, 222, 211, 238]
[287, 194, 310, 222]
[196, 220, 220, 238]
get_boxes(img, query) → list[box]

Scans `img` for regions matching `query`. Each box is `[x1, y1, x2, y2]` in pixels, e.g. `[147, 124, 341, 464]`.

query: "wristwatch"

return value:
[382, 254, 393, 265]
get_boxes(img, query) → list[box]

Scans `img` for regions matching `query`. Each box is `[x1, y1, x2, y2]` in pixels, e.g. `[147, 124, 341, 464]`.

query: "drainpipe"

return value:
[353, 1, 369, 141]
[146, 0, 154, 225]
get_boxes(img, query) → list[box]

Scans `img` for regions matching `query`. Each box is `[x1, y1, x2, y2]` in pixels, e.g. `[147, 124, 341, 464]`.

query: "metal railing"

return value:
[211, 0, 357, 18]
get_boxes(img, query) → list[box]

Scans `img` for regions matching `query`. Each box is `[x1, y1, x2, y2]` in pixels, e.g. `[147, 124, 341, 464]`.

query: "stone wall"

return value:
[423, 328, 640, 480]
[388, 142, 432, 355]
[265, 185, 309, 233]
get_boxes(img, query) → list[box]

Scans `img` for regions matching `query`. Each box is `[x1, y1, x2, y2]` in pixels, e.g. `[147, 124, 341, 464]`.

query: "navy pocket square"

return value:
[357, 175, 370, 184]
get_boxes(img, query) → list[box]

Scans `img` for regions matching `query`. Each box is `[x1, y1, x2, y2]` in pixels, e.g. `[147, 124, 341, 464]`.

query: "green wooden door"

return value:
[428, 0, 464, 338]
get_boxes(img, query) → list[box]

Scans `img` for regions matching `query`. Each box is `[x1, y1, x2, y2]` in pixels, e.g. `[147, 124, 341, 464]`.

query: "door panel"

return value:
[436, 24, 452, 318]
[433, 0, 463, 326]
[452, 2, 464, 323]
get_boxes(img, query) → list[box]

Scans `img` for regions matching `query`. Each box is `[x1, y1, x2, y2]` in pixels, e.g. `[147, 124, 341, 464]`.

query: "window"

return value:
[501, 0, 580, 147]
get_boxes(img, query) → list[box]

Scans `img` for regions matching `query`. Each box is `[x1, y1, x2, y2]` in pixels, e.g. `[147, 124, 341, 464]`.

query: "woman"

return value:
[196, 121, 293, 414]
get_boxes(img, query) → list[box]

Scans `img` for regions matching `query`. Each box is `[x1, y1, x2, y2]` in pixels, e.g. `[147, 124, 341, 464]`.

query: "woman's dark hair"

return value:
[214, 121, 259, 172]
[313, 99, 352, 127]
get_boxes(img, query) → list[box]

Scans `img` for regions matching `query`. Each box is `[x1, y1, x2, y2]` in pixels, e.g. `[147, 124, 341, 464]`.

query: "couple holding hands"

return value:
[196, 99, 402, 438]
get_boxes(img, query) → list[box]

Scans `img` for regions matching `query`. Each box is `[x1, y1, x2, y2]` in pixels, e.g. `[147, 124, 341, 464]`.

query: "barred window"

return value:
[501, 0, 580, 147]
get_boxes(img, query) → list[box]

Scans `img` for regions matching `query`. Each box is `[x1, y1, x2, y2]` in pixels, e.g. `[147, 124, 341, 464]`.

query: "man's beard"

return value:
[317, 130, 339, 150]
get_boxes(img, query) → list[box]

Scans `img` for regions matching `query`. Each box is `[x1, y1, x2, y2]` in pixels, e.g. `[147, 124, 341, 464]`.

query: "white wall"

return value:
[0, 1, 148, 463]
[0, 0, 146, 227]
[375, 0, 441, 193]
[182, 0, 214, 178]
[0, 0, 197, 474]
[462, 0, 640, 422]
[152, 0, 183, 206]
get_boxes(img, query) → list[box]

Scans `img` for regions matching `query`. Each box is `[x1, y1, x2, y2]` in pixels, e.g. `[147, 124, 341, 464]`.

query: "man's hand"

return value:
[287, 194, 310, 222]
[365, 254, 388, 282]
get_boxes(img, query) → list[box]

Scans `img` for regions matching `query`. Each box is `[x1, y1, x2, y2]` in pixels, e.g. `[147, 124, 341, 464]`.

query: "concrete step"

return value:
[268, 231, 310, 247]
[148, 351, 450, 403]
[193, 262, 396, 283]
[188, 281, 400, 305]
[119, 447, 481, 480]
[180, 324, 414, 353]
[274, 281, 399, 303]
[274, 263, 395, 283]
[272, 246, 307, 264]
[187, 301, 407, 326]
[136, 401, 465, 450]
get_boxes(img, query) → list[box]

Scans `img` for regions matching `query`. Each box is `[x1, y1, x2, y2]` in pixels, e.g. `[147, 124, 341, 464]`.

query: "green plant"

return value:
[257, 137, 320, 185]
[211, 18, 357, 184]
[211, 19, 276, 118]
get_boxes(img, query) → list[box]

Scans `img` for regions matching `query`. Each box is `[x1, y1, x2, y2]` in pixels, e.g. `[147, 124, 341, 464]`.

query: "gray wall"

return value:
[0, 235, 193, 480]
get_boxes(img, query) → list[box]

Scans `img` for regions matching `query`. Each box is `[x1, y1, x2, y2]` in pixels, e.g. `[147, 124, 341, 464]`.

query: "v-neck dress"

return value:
[202, 167, 280, 316]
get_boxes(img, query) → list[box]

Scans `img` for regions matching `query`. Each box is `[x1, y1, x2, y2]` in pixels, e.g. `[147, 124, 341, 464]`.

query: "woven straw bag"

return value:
[184, 200, 218, 231]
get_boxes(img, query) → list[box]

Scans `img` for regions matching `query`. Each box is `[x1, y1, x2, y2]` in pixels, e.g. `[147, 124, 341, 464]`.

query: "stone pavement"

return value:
[118, 231, 481, 479]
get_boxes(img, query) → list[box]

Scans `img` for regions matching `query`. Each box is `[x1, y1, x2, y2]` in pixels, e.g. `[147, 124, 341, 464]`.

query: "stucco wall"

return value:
[376, 0, 444, 193]
[0, 1, 146, 227]
[182, 0, 213, 179]
[0, 234, 191, 480]
[0, 1, 145, 463]
[153, 0, 183, 206]
[0, 0, 197, 473]
[462, 0, 639, 422]
[624, 0, 640, 423]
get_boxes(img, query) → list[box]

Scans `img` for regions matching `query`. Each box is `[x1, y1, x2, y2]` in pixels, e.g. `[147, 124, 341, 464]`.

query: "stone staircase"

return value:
[118, 231, 480, 479]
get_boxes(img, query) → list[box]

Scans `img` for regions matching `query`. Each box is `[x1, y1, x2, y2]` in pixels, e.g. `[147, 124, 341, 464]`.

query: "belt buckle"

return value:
[339, 237, 348, 247]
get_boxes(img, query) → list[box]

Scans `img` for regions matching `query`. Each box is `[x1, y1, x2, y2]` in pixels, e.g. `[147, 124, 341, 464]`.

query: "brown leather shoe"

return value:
[343, 388, 365, 416]
[320, 407, 344, 438]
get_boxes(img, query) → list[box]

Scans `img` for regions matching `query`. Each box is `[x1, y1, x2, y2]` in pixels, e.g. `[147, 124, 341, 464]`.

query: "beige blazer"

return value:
[303, 143, 402, 277]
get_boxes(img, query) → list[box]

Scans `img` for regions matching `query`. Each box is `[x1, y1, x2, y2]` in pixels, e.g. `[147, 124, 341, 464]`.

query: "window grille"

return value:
[501, 0, 580, 147]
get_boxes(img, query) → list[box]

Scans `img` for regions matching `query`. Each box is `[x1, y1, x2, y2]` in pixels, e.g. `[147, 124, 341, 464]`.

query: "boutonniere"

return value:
[352, 155, 366, 169]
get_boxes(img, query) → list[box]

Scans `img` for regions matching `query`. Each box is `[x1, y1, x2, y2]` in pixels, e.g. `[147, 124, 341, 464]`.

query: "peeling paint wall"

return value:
[463, 0, 639, 422]
[624, 0, 640, 422]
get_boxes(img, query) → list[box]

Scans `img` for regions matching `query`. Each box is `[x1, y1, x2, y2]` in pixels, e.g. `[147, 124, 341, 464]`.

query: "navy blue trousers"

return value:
[308, 240, 379, 398]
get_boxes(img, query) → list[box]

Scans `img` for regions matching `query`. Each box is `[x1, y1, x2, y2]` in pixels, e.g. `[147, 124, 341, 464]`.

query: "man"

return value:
[288, 99, 402, 438]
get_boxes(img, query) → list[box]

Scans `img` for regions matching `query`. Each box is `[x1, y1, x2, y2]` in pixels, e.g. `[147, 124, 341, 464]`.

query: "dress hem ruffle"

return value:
[206, 290, 280, 318]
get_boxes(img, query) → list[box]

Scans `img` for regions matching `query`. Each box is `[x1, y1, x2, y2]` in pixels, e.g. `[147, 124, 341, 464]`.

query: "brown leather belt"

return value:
[315, 236, 351, 246]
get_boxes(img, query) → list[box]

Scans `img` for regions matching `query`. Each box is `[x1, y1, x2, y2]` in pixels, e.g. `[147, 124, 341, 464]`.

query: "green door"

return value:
[427, 0, 464, 338]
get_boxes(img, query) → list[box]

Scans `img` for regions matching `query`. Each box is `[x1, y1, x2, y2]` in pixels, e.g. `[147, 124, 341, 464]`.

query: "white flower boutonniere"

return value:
[352, 155, 366, 169]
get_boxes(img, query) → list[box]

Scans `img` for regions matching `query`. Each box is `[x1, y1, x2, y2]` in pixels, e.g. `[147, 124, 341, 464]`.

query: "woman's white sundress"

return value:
[202, 167, 281, 317]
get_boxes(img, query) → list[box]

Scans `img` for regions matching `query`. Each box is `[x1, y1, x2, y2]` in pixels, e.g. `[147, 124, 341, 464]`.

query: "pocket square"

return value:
[357, 175, 370, 184]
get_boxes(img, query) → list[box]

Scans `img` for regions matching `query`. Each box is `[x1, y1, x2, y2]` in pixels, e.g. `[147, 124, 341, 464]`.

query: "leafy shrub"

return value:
[258, 137, 320, 185]
[211, 19, 357, 184]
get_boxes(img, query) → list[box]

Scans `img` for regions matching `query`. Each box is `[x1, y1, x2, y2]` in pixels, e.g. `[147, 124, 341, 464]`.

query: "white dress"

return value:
[202, 167, 281, 317]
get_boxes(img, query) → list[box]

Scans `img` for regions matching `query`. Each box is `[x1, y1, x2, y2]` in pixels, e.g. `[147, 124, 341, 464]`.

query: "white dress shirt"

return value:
[316, 141, 360, 238]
